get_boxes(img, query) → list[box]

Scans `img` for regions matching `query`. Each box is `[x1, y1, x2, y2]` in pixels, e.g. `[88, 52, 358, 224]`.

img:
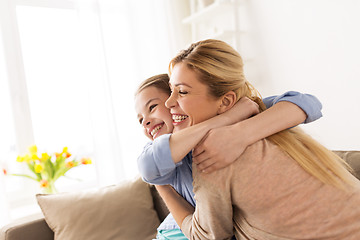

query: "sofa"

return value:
[1, 151, 359, 240]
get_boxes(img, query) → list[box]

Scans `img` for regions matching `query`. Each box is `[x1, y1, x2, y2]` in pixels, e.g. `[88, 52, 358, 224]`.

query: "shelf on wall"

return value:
[212, 30, 244, 40]
[182, 0, 234, 24]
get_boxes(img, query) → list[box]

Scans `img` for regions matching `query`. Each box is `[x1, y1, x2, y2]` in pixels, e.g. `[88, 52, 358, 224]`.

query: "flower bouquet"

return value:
[3, 145, 92, 194]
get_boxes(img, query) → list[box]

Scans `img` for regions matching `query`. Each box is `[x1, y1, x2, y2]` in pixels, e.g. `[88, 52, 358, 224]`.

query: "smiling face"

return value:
[135, 86, 174, 140]
[165, 63, 223, 133]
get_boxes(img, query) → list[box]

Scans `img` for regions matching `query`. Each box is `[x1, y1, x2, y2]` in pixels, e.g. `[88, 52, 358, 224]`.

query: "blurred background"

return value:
[0, 0, 359, 227]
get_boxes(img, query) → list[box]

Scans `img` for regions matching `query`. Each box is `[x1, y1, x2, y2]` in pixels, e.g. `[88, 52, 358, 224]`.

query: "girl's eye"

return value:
[149, 104, 158, 111]
[179, 90, 188, 95]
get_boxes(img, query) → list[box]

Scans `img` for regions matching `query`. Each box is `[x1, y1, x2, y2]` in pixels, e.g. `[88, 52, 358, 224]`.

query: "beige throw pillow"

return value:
[36, 177, 160, 240]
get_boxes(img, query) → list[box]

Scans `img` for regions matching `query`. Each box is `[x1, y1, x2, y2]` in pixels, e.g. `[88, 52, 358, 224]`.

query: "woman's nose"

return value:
[165, 92, 176, 109]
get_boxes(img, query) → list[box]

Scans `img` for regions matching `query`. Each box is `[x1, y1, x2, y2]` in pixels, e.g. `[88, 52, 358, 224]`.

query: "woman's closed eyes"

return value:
[179, 90, 188, 95]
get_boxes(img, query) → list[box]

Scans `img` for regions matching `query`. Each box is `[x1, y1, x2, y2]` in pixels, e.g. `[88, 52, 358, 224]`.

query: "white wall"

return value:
[242, 0, 360, 150]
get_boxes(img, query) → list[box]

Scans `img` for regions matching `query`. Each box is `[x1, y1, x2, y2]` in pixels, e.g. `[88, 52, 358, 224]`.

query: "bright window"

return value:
[1, 0, 176, 226]
[17, 6, 94, 152]
[15, 5, 97, 189]
[0, 35, 23, 225]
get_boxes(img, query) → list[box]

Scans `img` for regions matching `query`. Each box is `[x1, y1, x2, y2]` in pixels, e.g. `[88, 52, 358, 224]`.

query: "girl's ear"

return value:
[217, 91, 237, 114]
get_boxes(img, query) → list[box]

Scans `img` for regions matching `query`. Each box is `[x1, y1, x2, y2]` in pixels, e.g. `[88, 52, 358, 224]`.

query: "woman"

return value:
[136, 75, 323, 239]
[135, 74, 322, 239]
[155, 39, 360, 239]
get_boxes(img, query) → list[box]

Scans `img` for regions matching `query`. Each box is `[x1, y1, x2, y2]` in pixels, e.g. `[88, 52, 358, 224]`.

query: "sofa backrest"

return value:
[150, 185, 170, 222]
[334, 151, 360, 179]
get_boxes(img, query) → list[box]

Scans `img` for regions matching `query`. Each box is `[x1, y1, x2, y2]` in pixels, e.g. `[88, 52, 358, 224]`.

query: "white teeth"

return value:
[172, 115, 188, 123]
[151, 125, 162, 136]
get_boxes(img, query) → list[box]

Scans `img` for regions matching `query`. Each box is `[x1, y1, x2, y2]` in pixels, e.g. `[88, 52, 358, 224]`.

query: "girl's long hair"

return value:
[169, 39, 356, 189]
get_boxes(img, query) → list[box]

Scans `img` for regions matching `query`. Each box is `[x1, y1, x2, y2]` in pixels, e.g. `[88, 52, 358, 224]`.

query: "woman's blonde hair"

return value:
[169, 39, 356, 189]
[135, 74, 171, 96]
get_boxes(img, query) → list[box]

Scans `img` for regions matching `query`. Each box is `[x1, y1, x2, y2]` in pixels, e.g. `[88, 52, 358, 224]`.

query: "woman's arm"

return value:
[193, 92, 323, 173]
[263, 91, 322, 123]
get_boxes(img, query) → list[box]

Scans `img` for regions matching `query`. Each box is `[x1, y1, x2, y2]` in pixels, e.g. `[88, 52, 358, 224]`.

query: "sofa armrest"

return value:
[0, 213, 53, 240]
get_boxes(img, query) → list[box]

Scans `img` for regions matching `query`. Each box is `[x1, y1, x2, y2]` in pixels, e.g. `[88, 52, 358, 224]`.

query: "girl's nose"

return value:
[142, 117, 151, 128]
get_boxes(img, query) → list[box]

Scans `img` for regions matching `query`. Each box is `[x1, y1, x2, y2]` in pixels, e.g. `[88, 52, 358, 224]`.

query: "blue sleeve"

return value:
[137, 134, 179, 185]
[262, 91, 323, 124]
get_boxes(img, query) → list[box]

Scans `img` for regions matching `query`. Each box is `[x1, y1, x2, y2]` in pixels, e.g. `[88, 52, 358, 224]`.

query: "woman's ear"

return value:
[218, 91, 236, 114]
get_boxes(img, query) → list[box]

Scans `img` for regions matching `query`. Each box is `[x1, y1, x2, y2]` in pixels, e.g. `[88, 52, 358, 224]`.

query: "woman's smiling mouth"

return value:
[172, 114, 188, 124]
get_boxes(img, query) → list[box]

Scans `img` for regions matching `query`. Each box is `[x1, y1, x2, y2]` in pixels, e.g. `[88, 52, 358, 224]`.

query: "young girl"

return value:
[135, 73, 323, 239]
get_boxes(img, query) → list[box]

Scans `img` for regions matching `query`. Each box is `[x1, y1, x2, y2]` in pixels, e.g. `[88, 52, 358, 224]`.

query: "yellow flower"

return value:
[40, 153, 50, 162]
[11, 145, 92, 193]
[62, 147, 68, 154]
[28, 145, 38, 154]
[16, 155, 24, 162]
[34, 164, 43, 173]
[23, 154, 31, 163]
[81, 158, 92, 165]
[17, 154, 32, 163]
[31, 153, 39, 161]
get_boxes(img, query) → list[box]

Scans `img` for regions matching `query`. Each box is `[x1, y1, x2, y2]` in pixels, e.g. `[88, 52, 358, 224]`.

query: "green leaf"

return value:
[53, 167, 68, 181]
[44, 158, 55, 178]
[54, 156, 65, 172]
[27, 162, 35, 173]
[10, 173, 38, 181]
[26, 162, 42, 180]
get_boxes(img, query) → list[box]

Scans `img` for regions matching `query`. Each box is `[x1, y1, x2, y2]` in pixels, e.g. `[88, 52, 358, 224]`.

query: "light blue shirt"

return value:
[137, 91, 323, 230]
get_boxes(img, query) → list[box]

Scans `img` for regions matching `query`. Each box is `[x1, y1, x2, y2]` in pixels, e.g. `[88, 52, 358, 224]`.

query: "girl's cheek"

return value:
[143, 129, 150, 139]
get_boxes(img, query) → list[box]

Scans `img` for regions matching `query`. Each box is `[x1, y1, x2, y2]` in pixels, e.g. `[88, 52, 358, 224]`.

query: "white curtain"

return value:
[75, 0, 191, 183]
[0, 0, 190, 227]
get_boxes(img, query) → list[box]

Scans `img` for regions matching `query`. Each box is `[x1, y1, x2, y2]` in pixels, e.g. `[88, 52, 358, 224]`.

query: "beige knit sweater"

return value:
[182, 139, 360, 240]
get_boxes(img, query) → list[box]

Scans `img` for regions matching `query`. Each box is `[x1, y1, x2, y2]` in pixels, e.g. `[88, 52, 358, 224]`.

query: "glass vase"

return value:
[42, 181, 58, 194]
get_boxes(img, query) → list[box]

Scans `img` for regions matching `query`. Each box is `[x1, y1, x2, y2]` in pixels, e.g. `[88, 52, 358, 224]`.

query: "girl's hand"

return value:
[192, 97, 259, 173]
[222, 97, 259, 124]
[192, 123, 250, 173]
